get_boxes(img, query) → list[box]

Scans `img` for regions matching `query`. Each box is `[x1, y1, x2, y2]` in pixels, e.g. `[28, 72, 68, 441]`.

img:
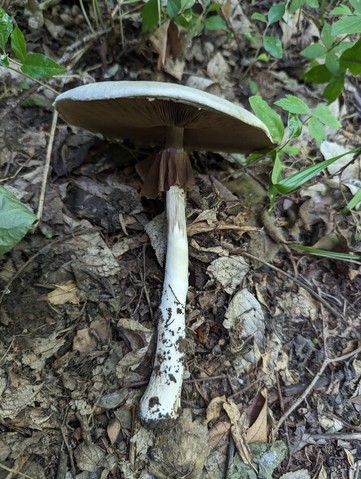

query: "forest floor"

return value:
[0, 1, 360, 478]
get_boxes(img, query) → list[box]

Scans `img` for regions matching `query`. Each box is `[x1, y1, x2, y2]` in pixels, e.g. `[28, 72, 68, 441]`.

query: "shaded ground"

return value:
[0, 2, 360, 478]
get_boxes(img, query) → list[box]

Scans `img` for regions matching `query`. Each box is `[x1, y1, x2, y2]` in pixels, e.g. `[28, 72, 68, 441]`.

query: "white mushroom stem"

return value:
[139, 184, 188, 422]
[139, 125, 188, 422]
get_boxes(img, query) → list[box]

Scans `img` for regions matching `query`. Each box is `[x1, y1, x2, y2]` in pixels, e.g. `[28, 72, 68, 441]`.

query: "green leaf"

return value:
[332, 15, 361, 35]
[275, 95, 311, 115]
[313, 104, 341, 128]
[11, 26, 26, 62]
[323, 75, 345, 102]
[20, 53, 65, 79]
[167, 0, 195, 17]
[249, 96, 285, 143]
[321, 23, 334, 49]
[0, 7, 13, 51]
[290, 244, 361, 263]
[330, 5, 352, 15]
[287, 113, 303, 139]
[308, 117, 326, 144]
[342, 188, 361, 214]
[340, 38, 361, 74]
[248, 79, 258, 95]
[288, 0, 304, 13]
[304, 64, 332, 83]
[0, 187, 36, 255]
[325, 51, 341, 75]
[305, 0, 319, 7]
[142, 0, 160, 31]
[282, 145, 300, 154]
[205, 15, 227, 30]
[300, 43, 327, 59]
[208, 2, 222, 12]
[181, 0, 195, 9]
[288, 0, 303, 13]
[333, 40, 354, 54]
[263, 35, 283, 59]
[274, 155, 345, 193]
[0, 53, 9, 66]
[257, 52, 269, 62]
[271, 152, 283, 184]
[251, 12, 267, 23]
[349, 0, 361, 14]
[267, 3, 286, 24]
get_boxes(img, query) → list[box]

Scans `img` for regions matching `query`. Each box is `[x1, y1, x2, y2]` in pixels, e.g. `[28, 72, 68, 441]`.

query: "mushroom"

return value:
[54, 81, 275, 423]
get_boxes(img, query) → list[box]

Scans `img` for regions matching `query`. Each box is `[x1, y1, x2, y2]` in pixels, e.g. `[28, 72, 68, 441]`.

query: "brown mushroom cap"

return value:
[54, 81, 275, 153]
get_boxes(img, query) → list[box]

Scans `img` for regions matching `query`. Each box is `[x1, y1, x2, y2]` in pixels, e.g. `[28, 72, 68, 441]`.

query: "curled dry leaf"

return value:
[223, 399, 253, 467]
[246, 389, 268, 444]
[107, 418, 121, 445]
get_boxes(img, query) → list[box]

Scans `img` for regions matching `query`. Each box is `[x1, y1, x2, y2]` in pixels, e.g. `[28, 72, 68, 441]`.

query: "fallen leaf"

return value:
[107, 418, 121, 445]
[207, 256, 249, 294]
[72, 328, 97, 353]
[223, 399, 253, 466]
[246, 390, 268, 444]
[47, 280, 79, 305]
[74, 442, 106, 472]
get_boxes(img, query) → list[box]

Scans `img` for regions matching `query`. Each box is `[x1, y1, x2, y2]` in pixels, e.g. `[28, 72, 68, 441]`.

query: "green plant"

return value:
[245, 1, 360, 102]
[249, 95, 361, 228]
[0, 7, 64, 256]
[300, 0, 361, 102]
[0, 187, 37, 256]
[141, 0, 227, 36]
[0, 7, 65, 80]
[250, 3, 286, 60]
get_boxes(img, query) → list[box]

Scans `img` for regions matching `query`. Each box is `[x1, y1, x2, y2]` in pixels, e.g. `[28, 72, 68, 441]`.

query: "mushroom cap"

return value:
[54, 81, 275, 153]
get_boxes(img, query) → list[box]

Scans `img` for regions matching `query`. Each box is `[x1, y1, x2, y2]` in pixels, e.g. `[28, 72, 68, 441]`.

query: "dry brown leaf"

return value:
[206, 395, 227, 423]
[72, 328, 97, 353]
[107, 418, 121, 445]
[150, 20, 185, 79]
[207, 256, 249, 295]
[90, 318, 112, 343]
[74, 442, 106, 472]
[47, 280, 79, 305]
[223, 399, 253, 466]
[246, 389, 268, 444]
[150, 21, 169, 69]
[190, 238, 227, 255]
[207, 419, 231, 453]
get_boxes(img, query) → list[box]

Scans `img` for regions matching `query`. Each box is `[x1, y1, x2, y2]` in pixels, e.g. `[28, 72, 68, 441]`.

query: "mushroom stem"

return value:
[139, 184, 188, 422]
[165, 126, 184, 149]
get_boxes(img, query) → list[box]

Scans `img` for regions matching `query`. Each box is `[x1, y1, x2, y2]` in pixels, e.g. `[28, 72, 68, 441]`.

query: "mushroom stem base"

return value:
[139, 185, 188, 423]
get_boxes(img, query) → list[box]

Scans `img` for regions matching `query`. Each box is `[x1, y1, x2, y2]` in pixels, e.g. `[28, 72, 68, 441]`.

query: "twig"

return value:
[0, 462, 34, 479]
[305, 432, 361, 442]
[229, 248, 342, 317]
[0, 227, 101, 305]
[274, 345, 361, 434]
[60, 426, 76, 477]
[37, 110, 58, 221]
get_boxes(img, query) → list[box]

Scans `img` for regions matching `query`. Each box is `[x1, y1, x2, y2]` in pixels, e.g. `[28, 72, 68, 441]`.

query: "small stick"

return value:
[229, 249, 343, 318]
[274, 345, 361, 434]
[305, 432, 361, 442]
[37, 110, 58, 221]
